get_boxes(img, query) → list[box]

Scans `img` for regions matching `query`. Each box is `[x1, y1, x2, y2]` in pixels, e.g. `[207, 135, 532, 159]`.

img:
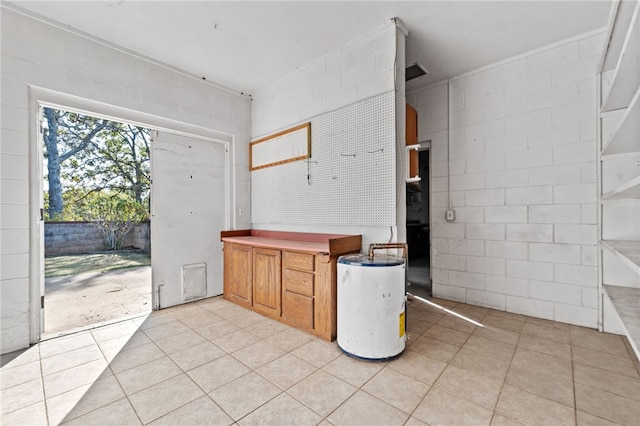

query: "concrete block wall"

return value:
[0, 6, 251, 354]
[44, 222, 109, 255]
[44, 221, 150, 256]
[251, 20, 397, 139]
[127, 221, 151, 252]
[408, 31, 604, 328]
[250, 20, 405, 250]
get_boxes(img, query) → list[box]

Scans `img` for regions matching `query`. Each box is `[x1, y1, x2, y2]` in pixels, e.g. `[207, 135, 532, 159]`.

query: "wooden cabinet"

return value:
[406, 103, 419, 179]
[221, 230, 361, 341]
[252, 248, 281, 319]
[223, 242, 253, 308]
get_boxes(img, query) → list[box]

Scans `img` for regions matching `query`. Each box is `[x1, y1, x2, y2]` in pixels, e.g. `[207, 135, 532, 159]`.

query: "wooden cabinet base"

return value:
[221, 230, 361, 341]
[282, 291, 314, 330]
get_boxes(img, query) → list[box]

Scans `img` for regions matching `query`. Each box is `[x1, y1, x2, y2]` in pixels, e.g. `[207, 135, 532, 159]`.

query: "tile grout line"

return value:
[208, 322, 321, 423]
[146, 310, 241, 425]
[12, 297, 640, 425]
[395, 305, 431, 426]
[165, 309, 246, 424]
[447, 309, 505, 422]
[65, 323, 142, 426]
[318, 375, 365, 425]
[122, 315, 229, 426]
[151, 305, 303, 425]
[45, 332, 104, 425]
[513, 323, 583, 414]
[570, 337, 578, 426]
[37, 344, 50, 426]
[403, 308, 471, 424]
[282, 351, 354, 422]
[454, 308, 509, 425]
[66, 318, 181, 423]
[490, 321, 524, 425]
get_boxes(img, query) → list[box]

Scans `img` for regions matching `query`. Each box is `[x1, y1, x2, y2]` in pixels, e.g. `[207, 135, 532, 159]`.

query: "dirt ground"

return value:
[44, 266, 152, 336]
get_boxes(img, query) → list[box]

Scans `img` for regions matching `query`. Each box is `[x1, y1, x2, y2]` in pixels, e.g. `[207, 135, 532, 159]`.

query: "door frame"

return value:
[420, 142, 433, 289]
[28, 86, 236, 344]
[404, 140, 432, 285]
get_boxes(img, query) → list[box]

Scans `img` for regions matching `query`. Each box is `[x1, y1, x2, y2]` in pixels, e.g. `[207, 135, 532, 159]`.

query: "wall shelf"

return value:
[601, 151, 640, 162]
[602, 175, 640, 200]
[603, 284, 640, 359]
[602, 89, 640, 155]
[601, 0, 639, 72]
[599, 1, 640, 361]
[602, 240, 640, 275]
[601, 2, 640, 113]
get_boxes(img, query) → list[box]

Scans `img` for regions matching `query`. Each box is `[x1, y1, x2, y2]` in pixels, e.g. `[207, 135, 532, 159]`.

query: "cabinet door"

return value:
[406, 104, 419, 178]
[253, 248, 281, 318]
[223, 243, 252, 308]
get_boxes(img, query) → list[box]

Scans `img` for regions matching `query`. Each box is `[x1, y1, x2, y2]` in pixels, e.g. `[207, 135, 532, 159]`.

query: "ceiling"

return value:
[9, 1, 612, 95]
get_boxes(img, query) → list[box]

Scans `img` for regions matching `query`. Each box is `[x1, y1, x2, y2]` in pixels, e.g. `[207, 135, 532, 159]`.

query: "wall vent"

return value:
[182, 263, 207, 301]
[406, 63, 428, 81]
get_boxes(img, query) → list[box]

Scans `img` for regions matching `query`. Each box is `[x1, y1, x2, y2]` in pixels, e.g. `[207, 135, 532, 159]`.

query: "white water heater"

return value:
[337, 253, 406, 360]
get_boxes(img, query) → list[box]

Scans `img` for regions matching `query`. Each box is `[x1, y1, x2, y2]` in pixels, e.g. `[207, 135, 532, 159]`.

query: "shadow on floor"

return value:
[44, 266, 152, 338]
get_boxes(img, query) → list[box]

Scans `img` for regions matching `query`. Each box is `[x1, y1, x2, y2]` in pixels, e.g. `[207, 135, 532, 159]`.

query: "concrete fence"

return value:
[45, 221, 150, 256]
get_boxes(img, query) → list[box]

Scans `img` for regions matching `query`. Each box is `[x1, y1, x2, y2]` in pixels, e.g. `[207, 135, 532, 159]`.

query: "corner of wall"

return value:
[395, 20, 407, 245]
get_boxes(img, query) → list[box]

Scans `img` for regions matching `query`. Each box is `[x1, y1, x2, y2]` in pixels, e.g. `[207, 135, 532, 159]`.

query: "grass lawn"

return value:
[45, 251, 151, 277]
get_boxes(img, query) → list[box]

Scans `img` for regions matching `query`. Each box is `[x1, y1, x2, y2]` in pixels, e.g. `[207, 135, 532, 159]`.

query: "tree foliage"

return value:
[43, 108, 110, 220]
[82, 191, 149, 250]
[43, 107, 151, 223]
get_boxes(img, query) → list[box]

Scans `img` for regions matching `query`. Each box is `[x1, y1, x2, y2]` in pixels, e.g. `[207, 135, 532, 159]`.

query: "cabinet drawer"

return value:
[283, 251, 314, 272]
[283, 268, 314, 297]
[282, 291, 313, 330]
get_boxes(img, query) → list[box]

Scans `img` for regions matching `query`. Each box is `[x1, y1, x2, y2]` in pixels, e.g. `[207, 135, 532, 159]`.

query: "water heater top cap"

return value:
[338, 253, 404, 267]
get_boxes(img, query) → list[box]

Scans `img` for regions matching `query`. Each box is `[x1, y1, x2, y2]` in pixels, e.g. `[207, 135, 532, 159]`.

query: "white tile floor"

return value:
[1, 296, 639, 425]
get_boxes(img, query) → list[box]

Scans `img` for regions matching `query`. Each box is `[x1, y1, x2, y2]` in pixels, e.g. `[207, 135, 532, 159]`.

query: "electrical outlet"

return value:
[445, 209, 456, 222]
[238, 207, 245, 216]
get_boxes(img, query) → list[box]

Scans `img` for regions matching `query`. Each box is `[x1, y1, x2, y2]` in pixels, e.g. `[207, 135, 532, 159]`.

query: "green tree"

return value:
[81, 191, 149, 250]
[43, 108, 150, 221]
[63, 122, 150, 205]
[43, 108, 110, 219]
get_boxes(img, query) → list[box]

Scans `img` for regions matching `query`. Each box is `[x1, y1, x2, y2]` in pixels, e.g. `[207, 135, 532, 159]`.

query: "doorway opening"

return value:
[41, 107, 152, 338]
[30, 89, 234, 346]
[406, 148, 431, 297]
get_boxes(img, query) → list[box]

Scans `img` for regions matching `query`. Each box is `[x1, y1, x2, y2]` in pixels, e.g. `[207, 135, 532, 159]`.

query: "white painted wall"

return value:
[408, 31, 605, 328]
[0, 6, 251, 354]
[250, 20, 405, 250]
[251, 20, 398, 139]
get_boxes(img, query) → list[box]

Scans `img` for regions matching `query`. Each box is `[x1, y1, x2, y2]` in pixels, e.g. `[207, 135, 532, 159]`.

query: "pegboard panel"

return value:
[252, 91, 396, 226]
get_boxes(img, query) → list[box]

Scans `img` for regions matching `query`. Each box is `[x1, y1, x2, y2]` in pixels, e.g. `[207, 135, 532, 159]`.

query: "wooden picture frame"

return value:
[250, 122, 311, 171]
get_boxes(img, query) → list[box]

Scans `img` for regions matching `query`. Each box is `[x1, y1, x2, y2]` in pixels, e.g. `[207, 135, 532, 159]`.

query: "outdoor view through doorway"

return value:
[407, 149, 431, 298]
[42, 107, 152, 337]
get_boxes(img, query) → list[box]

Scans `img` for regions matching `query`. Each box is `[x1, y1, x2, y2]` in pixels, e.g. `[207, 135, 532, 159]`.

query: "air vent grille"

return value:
[406, 63, 428, 81]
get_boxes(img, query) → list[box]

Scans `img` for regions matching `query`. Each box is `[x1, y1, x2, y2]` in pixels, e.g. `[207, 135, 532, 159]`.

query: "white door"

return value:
[150, 131, 227, 309]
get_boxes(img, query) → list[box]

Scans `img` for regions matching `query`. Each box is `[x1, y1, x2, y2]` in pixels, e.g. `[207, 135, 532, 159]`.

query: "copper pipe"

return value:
[368, 243, 408, 260]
